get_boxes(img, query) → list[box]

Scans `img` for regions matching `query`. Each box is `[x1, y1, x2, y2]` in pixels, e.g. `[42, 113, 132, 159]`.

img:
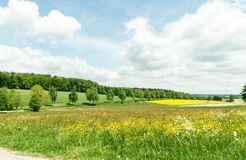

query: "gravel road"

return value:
[0, 150, 47, 160]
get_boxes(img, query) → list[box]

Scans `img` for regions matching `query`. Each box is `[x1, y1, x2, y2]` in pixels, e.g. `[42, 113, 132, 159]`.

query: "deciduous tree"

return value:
[49, 86, 57, 103]
[69, 86, 78, 104]
[86, 87, 99, 105]
[9, 90, 24, 110]
[207, 95, 212, 101]
[118, 89, 126, 103]
[29, 94, 42, 111]
[106, 88, 114, 103]
[31, 85, 51, 106]
[241, 84, 246, 102]
[229, 95, 235, 102]
[144, 90, 151, 101]
[0, 88, 9, 111]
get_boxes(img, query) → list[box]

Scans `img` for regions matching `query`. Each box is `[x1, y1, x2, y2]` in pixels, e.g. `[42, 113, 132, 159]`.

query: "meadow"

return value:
[0, 104, 246, 160]
[18, 89, 133, 108]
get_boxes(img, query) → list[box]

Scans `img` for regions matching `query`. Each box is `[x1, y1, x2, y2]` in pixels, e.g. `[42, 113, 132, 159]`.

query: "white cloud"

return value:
[117, 0, 246, 94]
[74, 36, 119, 51]
[0, 0, 81, 42]
[0, 44, 118, 81]
[0, 0, 38, 29]
[1, 0, 246, 94]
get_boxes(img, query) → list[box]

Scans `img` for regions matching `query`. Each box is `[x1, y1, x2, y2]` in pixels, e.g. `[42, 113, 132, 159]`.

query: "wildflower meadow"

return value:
[0, 104, 245, 159]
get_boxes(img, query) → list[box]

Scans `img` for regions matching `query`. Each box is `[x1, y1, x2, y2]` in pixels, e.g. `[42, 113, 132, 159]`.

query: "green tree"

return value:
[213, 96, 222, 101]
[9, 73, 19, 89]
[172, 92, 177, 99]
[139, 90, 144, 101]
[29, 94, 42, 111]
[156, 90, 161, 99]
[166, 91, 172, 98]
[31, 85, 51, 106]
[207, 95, 212, 101]
[9, 90, 24, 110]
[0, 72, 10, 88]
[0, 88, 9, 111]
[8, 89, 15, 99]
[98, 85, 106, 94]
[48, 86, 57, 103]
[118, 89, 126, 103]
[150, 90, 156, 99]
[229, 95, 235, 102]
[242, 84, 246, 102]
[106, 89, 114, 103]
[144, 90, 151, 101]
[160, 91, 166, 99]
[42, 93, 52, 106]
[69, 86, 78, 104]
[129, 90, 135, 101]
[86, 87, 99, 105]
[21, 74, 32, 89]
[0, 71, 194, 104]
[134, 89, 143, 101]
[31, 85, 46, 98]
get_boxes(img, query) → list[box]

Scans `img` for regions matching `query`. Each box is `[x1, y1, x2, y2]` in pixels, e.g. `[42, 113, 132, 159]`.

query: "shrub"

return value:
[0, 88, 9, 111]
[29, 94, 42, 112]
[242, 84, 246, 102]
[229, 95, 235, 102]
[9, 90, 24, 110]
[31, 85, 51, 105]
[213, 96, 222, 101]
[42, 93, 52, 106]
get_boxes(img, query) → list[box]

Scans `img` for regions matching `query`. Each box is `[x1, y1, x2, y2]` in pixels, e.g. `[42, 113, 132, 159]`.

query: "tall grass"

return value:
[0, 104, 245, 159]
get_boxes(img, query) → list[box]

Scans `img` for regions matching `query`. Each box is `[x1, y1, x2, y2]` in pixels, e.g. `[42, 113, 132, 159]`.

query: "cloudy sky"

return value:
[0, 0, 246, 94]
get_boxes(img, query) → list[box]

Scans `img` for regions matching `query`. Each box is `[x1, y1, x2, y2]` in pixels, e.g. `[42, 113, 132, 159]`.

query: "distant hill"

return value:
[192, 94, 241, 98]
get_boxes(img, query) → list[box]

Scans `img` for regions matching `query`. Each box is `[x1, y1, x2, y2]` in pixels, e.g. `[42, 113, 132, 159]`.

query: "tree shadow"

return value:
[82, 103, 96, 106]
[0, 111, 7, 114]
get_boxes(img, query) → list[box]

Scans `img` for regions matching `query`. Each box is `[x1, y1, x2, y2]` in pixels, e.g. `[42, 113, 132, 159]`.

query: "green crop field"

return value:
[17, 89, 133, 107]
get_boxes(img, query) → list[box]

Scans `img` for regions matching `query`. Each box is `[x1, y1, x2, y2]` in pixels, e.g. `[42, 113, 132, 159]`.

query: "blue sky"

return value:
[0, 0, 246, 94]
[0, 0, 205, 68]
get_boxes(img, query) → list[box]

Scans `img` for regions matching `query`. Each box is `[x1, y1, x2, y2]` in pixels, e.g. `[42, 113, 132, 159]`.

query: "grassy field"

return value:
[148, 99, 228, 105]
[0, 104, 246, 159]
[18, 89, 133, 107]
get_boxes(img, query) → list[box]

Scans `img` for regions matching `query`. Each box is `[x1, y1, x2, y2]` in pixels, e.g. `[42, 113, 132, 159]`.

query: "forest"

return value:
[0, 71, 192, 100]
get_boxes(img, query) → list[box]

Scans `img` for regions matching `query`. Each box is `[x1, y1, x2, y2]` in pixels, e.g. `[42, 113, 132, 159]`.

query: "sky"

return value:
[0, 0, 246, 94]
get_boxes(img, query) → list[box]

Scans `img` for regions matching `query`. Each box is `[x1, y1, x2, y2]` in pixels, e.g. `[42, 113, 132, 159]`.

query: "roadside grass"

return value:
[0, 104, 246, 159]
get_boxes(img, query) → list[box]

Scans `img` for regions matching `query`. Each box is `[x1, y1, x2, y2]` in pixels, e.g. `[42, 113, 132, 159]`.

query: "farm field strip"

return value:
[148, 99, 229, 106]
[17, 89, 133, 107]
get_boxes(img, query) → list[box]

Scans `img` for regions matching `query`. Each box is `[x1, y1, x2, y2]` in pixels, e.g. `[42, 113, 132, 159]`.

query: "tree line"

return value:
[0, 71, 192, 100]
[1, 71, 245, 112]
[0, 88, 23, 111]
[0, 85, 52, 111]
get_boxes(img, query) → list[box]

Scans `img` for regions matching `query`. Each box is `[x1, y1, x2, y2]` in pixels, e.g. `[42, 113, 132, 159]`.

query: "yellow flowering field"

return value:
[148, 99, 228, 105]
[0, 104, 246, 159]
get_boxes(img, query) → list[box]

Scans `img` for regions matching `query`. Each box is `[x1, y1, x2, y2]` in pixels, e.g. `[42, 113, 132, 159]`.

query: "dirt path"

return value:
[0, 149, 47, 160]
